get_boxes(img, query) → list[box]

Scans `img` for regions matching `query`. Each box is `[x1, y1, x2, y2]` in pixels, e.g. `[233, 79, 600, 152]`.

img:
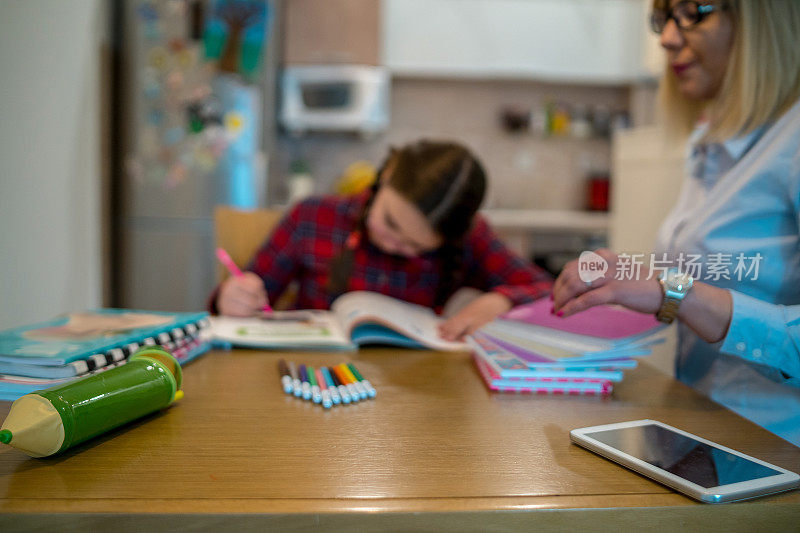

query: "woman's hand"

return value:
[438, 292, 513, 341]
[216, 272, 270, 316]
[553, 248, 733, 343]
[552, 248, 662, 317]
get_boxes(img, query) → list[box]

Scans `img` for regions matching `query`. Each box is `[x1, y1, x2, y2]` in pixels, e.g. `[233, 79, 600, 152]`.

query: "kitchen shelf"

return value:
[481, 208, 610, 234]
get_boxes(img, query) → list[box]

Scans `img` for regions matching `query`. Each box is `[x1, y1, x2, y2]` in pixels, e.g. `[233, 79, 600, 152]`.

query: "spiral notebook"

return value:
[0, 333, 211, 401]
[0, 309, 211, 378]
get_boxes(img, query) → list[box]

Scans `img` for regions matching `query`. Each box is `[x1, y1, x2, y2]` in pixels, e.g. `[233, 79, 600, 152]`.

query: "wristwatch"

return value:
[656, 268, 694, 324]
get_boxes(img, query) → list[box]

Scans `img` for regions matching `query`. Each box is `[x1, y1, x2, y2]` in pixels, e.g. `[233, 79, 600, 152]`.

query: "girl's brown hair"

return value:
[327, 140, 487, 306]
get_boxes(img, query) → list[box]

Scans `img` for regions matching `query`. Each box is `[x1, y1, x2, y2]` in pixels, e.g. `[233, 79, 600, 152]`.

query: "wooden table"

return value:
[1, 348, 799, 531]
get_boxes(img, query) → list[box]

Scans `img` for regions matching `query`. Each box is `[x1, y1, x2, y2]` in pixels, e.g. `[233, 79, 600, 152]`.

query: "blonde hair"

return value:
[658, 0, 800, 142]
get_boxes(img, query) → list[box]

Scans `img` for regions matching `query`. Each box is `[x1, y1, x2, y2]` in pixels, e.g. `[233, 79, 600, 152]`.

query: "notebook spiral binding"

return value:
[65, 317, 211, 376]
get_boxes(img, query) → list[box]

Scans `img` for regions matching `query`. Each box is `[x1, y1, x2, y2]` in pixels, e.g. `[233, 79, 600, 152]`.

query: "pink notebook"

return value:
[502, 298, 662, 340]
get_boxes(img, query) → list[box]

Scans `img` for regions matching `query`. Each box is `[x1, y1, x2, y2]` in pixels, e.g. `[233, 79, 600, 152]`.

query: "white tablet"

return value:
[570, 419, 800, 503]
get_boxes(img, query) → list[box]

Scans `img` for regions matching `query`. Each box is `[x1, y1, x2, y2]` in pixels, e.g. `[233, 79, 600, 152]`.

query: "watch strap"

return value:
[656, 290, 681, 324]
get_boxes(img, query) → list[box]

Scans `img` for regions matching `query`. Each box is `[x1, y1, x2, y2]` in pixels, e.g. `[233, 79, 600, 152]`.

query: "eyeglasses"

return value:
[650, 1, 726, 34]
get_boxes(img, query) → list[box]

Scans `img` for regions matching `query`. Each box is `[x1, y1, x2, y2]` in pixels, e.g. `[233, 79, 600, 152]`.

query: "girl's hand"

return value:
[438, 292, 513, 341]
[216, 272, 270, 316]
[552, 248, 661, 317]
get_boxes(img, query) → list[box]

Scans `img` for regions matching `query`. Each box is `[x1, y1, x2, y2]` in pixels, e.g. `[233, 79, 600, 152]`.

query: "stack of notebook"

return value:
[470, 299, 665, 396]
[0, 309, 211, 400]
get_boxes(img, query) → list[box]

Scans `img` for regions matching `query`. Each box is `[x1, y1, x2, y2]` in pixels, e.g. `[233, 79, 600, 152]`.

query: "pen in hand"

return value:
[215, 247, 273, 313]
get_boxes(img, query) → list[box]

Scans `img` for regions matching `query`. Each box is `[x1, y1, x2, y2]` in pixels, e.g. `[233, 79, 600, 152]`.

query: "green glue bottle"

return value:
[0, 346, 183, 458]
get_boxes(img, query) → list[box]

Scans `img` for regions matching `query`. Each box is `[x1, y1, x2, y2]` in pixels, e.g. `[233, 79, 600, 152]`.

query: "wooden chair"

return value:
[213, 205, 296, 309]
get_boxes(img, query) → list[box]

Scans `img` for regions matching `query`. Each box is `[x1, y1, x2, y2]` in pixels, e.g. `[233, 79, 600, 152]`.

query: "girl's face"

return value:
[659, 1, 735, 101]
[366, 185, 442, 257]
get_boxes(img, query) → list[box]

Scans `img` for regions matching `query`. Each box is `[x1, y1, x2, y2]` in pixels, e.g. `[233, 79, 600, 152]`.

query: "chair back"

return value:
[213, 206, 284, 284]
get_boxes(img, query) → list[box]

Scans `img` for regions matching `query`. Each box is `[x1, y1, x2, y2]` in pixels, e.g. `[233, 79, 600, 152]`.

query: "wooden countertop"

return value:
[0, 347, 798, 530]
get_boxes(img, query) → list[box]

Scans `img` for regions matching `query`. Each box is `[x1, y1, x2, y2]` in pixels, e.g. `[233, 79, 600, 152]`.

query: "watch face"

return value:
[667, 271, 693, 291]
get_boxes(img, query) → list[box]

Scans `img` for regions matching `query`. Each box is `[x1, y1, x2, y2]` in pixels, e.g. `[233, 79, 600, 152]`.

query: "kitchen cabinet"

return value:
[283, 0, 381, 65]
[383, 0, 655, 83]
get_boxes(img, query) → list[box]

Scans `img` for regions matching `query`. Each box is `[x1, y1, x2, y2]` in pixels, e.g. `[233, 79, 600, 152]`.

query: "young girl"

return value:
[214, 140, 552, 340]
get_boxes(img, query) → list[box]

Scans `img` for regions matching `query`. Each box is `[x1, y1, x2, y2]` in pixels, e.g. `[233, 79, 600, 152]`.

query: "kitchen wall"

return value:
[0, 0, 108, 329]
[271, 77, 631, 211]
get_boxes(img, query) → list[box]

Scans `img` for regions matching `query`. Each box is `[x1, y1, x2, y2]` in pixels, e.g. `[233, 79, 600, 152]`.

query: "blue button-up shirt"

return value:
[655, 99, 800, 446]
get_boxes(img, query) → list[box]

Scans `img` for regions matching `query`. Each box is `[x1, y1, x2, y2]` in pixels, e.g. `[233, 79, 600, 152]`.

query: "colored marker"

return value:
[293, 363, 304, 397]
[334, 365, 360, 402]
[307, 365, 322, 404]
[332, 365, 358, 403]
[215, 247, 273, 313]
[340, 364, 368, 400]
[315, 368, 332, 409]
[278, 359, 293, 394]
[348, 362, 376, 398]
[321, 367, 341, 405]
[298, 364, 311, 400]
[338, 363, 366, 400]
[288, 360, 301, 397]
[349, 366, 370, 400]
[336, 363, 361, 401]
[334, 364, 359, 402]
[329, 367, 351, 404]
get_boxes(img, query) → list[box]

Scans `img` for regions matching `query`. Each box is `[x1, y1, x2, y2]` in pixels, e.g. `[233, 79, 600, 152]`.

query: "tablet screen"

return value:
[585, 424, 781, 488]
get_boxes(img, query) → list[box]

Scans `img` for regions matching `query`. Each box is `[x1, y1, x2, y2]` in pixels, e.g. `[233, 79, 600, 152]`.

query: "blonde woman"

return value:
[553, 1, 800, 444]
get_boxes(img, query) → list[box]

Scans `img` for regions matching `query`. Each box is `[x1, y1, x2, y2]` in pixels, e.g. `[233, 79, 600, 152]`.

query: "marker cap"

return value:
[0, 394, 65, 457]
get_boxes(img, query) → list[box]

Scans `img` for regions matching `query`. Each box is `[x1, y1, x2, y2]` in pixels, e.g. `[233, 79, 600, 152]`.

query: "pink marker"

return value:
[215, 247, 273, 313]
[315, 368, 332, 409]
[216, 247, 244, 277]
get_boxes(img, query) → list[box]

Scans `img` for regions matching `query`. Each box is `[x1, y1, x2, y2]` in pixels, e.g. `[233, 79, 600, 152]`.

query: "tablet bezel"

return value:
[570, 419, 800, 503]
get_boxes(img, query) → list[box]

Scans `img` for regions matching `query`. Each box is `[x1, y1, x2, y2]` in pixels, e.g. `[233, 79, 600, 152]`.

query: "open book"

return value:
[209, 291, 468, 352]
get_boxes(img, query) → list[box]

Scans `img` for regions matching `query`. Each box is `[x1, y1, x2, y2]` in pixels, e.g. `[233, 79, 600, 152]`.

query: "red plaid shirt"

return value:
[244, 192, 552, 311]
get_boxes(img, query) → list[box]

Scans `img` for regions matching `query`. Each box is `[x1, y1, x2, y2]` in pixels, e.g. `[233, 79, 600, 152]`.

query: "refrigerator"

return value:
[115, 0, 279, 311]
